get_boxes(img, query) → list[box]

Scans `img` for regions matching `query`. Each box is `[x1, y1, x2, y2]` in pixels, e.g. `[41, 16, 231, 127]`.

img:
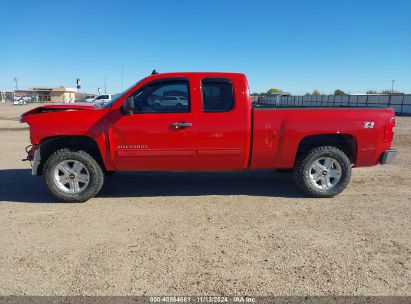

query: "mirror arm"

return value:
[121, 97, 134, 116]
[120, 107, 131, 116]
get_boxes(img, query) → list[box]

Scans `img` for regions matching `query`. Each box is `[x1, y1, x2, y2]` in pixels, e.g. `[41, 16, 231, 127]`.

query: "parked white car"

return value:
[13, 97, 29, 105]
[13, 100, 27, 105]
[153, 95, 188, 108]
[93, 94, 113, 104]
[81, 95, 97, 103]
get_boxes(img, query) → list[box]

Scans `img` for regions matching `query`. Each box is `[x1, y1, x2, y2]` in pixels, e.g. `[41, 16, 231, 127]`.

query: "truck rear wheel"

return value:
[293, 146, 351, 198]
[43, 148, 104, 203]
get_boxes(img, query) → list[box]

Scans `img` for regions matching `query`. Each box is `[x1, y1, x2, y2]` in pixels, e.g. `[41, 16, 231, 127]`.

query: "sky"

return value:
[1, 0, 410, 95]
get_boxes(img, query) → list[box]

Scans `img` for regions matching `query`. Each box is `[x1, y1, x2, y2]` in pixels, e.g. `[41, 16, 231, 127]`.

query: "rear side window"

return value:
[201, 78, 234, 112]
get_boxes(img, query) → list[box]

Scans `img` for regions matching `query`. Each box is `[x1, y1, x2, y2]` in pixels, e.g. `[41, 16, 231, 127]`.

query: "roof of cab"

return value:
[146, 71, 246, 78]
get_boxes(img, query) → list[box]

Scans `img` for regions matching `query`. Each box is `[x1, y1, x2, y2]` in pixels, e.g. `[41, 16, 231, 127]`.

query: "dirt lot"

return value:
[0, 103, 410, 296]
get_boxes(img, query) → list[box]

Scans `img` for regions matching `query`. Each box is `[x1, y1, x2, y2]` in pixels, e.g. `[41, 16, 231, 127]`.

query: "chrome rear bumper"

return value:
[380, 149, 397, 165]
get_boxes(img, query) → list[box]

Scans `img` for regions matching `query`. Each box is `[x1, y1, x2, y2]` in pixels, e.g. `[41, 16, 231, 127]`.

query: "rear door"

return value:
[196, 76, 251, 170]
[109, 78, 197, 170]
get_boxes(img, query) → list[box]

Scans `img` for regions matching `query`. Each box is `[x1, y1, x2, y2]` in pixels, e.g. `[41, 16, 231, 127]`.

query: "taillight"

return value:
[384, 117, 395, 143]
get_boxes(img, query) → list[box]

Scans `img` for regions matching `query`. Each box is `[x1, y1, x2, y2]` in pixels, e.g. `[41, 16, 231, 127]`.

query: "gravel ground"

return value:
[0, 103, 410, 296]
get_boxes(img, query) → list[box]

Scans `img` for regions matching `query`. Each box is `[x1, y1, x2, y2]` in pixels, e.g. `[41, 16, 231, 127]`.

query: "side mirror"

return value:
[121, 97, 134, 116]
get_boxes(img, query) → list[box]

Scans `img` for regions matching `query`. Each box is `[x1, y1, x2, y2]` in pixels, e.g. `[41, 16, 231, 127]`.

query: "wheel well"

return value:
[37, 136, 105, 176]
[296, 134, 357, 164]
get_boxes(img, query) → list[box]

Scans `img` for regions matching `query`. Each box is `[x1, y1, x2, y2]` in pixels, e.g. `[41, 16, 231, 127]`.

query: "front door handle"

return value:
[171, 122, 192, 129]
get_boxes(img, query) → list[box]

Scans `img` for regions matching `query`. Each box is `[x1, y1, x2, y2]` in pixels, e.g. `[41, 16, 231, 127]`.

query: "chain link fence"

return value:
[257, 94, 411, 115]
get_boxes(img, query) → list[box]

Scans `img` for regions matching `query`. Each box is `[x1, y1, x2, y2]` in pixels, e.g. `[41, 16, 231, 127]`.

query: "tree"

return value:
[366, 90, 377, 94]
[259, 92, 267, 97]
[266, 88, 283, 95]
[304, 92, 311, 96]
[381, 90, 391, 94]
[250, 92, 260, 96]
[334, 89, 347, 96]
[311, 90, 321, 96]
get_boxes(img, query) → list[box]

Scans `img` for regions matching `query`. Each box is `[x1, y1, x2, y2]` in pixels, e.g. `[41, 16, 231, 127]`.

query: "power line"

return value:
[121, 65, 124, 90]
[13, 76, 19, 91]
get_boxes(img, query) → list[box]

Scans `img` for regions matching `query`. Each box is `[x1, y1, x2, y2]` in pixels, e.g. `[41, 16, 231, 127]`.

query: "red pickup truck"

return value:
[21, 72, 397, 202]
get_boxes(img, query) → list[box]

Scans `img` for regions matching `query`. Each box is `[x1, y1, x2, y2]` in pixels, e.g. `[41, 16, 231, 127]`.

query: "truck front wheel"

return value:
[43, 148, 104, 202]
[293, 146, 352, 198]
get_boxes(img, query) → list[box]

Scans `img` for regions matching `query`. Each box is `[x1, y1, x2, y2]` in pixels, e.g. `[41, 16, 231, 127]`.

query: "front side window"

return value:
[131, 80, 190, 113]
[201, 78, 234, 112]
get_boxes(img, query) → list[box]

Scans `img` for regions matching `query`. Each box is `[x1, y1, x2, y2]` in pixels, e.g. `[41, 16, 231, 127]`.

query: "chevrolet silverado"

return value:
[20, 72, 397, 202]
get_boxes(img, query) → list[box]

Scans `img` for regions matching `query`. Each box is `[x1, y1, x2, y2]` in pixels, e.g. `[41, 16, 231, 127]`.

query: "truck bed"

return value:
[251, 107, 395, 169]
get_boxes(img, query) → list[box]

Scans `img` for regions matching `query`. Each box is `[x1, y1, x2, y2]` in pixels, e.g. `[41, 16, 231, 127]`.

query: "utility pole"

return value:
[13, 76, 19, 91]
[104, 78, 107, 94]
[391, 80, 395, 94]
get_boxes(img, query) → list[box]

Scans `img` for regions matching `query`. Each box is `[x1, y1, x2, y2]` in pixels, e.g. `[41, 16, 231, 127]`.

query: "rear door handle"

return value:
[171, 122, 192, 129]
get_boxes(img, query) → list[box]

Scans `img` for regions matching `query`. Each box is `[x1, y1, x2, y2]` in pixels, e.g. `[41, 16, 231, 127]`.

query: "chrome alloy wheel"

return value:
[54, 160, 90, 193]
[309, 157, 342, 190]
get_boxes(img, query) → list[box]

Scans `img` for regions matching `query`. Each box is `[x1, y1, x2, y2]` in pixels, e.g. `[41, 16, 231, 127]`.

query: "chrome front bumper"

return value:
[380, 149, 397, 165]
[32, 148, 41, 175]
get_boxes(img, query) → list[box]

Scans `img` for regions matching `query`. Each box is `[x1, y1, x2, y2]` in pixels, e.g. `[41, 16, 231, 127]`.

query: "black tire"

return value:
[42, 148, 104, 203]
[293, 146, 352, 198]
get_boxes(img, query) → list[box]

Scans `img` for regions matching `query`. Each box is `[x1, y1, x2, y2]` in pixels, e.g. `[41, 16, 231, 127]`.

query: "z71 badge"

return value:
[364, 122, 375, 129]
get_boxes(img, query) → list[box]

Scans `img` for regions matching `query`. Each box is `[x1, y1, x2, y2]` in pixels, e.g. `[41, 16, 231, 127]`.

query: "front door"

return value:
[109, 79, 197, 171]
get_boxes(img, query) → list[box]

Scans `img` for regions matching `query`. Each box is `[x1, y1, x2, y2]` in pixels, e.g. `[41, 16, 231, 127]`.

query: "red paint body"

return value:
[21, 72, 395, 172]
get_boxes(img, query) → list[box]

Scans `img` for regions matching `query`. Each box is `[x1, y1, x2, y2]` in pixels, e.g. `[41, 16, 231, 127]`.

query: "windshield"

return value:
[99, 78, 146, 108]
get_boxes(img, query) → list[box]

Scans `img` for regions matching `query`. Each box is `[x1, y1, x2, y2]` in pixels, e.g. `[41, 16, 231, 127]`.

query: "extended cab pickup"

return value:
[20, 72, 397, 202]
